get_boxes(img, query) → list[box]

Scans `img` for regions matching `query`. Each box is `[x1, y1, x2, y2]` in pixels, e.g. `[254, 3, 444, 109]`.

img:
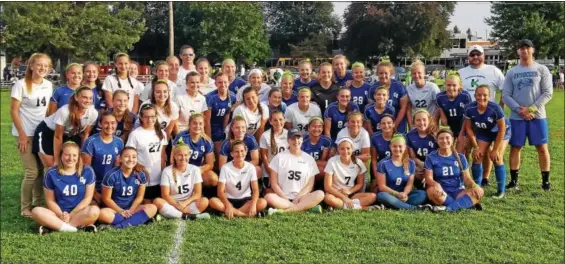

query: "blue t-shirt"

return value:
[102, 167, 147, 210]
[424, 150, 469, 193]
[282, 91, 298, 106]
[350, 82, 372, 111]
[363, 103, 396, 134]
[405, 129, 437, 162]
[435, 91, 472, 135]
[206, 91, 237, 138]
[50, 85, 75, 109]
[43, 165, 96, 212]
[219, 135, 259, 162]
[323, 102, 360, 140]
[371, 133, 395, 162]
[172, 132, 214, 166]
[301, 134, 333, 161]
[464, 101, 506, 135]
[81, 134, 124, 190]
[229, 78, 247, 95]
[293, 78, 318, 92]
[377, 157, 416, 192]
[334, 70, 353, 87]
[369, 79, 408, 132]
[92, 110, 138, 138]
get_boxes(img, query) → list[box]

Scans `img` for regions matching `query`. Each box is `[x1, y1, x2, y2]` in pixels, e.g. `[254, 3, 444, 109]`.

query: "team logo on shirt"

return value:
[79, 177, 86, 184]
[459, 103, 465, 108]
[115, 147, 119, 154]
[393, 92, 398, 98]
[297, 160, 306, 164]
[454, 161, 459, 167]
[241, 170, 248, 174]
[487, 117, 493, 123]
[428, 141, 434, 148]
[135, 179, 140, 185]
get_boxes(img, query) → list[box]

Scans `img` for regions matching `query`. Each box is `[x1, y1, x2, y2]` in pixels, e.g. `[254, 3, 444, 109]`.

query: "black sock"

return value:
[510, 170, 519, 182]
[542, 171, 550, 183]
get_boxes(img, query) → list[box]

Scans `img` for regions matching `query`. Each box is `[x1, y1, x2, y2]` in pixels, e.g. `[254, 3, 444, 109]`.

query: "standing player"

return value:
[310, 63, 340, 114]
[363, 86, 395, 136]
[282, 73, 298, 106]
[102, 53, 142, 113]
[405, 60, 441, 129]
[138, 80, 180, 142]
[11, 53, 53, 217]
[324, 88, 360, 140]
[302, 117, 333, 184]
[166, 56, 183, 90]
[349, 62, 372, 111]
[334, 112, 371, 164]
[196, 58, 217, 95]
[332, 55, 353, 87]
[285, 88, 322, 132]
[236, 69, 271, 104]
[436, 75, 473, 151]
[176, 72, 209, 132]
[222, 59, 246, 95]
[502, 39, 553, 191]
[178, 45, 197, 81]
[368, 62, 409, 133]
[205, 72, 236, 155]
[140, 61, 178, 102]
[95, 90, 137, 142]
[293, 60, 317, 91]
[260, 111, 289, 185]
[48, 63, 83, 114]
[405, 109, 438, 187]
[233, 87, 269, 142]
[82, 62, 106, 111]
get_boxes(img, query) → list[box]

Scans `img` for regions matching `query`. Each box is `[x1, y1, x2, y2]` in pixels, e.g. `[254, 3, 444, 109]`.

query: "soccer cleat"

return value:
[38, 226, 52, 236]
[152, 214, 164, 222]
[367, 204, 385, 211]
[492, 192, 505, 199]
[97, 224, 114, 231]
[80, 224, 98, 233]
[182, 213, 211, 220]
[256, 210, 266, 218]
[309, 205, 323, 214]
[541, 182, 552, 191]
[506, 181, 519, 191]
[417, 204, 433, 211]
[267, 208, 284, 216]
[196, 213, 211, 220]
[481, 179, 490, 187]
[430, 205, 447, 213]
[473, 203, 484, 211]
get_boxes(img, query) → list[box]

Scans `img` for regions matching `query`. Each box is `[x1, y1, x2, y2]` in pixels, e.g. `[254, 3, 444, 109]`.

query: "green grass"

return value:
[1, 91, 564, 263]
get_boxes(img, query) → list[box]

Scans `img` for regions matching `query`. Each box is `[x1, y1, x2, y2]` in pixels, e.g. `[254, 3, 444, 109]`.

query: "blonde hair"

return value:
[189, 113, 211, 142]
[376, 62, 395, 74]
[332, 55, 350, 67]
[410, 60, 425, 72]
[57, 141, 84, 177]
[171, 139, 190, 188]
[351, 62, 365, 70]
[25, 53, 52, 94]
[391, 134, 410, 175]
[412, 109, 438, 136]
[445, 74, 463, 92]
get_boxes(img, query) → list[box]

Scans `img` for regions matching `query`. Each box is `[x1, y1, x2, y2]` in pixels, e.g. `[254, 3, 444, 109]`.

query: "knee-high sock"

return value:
[471, 163, 483, 185]
[446, 195, 474, 212]
[159, 203, 182, 219]
[114, 210, 150, 228]
[111, 213, 125, 225]
[495, 164, 507, 193]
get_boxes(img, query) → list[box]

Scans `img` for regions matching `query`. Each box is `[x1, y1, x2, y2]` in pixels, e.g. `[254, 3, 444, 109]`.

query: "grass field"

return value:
[1, 90, 563, 264]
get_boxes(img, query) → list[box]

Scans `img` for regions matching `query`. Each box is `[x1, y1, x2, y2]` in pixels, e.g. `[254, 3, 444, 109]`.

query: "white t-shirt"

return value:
[136, 101, 179, 131]
[406, 81, 440, 114]
[284, 103, 322, 132]
[199, 78, 217, 95]
[160, 164, 202, 201]
[335, 127, 371, 155]
[45, 105, 98, 137]
[236, 84, 271, 103]
[219, 161, 258, 199]
[126, 127, 168, 186]
[232, 103, 269, 136]
[269, 150, 319, 200]
[178, 67, 197, 83]
[140, 80, 179, 102]
[324, 155, 367, 189]
[11, 79, 53, 137]
[174, 93, 208, 132]
[260, 128, 289, 178]
[101, 75, 142, 111]
[458, 64, 504, 101]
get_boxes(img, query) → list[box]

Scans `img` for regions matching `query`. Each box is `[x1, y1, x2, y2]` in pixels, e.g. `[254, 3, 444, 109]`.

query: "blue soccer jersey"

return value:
[282, 91, 298, 106]
[92, 86, 107, 111]
[323, 102, 360, 139]
[371, 133, 394, 161]
[350, 82, 372, 111]
[172, 132, 214, 166]
[405, 129, 438, 162]
[424, 150, 469, 192]
[377, 157, 416, 192]
[464, 101, 506, 136]
[81, 134, 124, 190]
[50, 85, 75, 109]
[369, 80, 408, 132]
[435, 91, 472, 135]
[334, 71, 354, 87]
[301, 134, 333, 161]
[43, 165, 96, 213]
[363, 103, 396, 133]
[229, 78, 247, 95]
[206, 91, 237, 141]
[219, 135, 259, 162]
[293, 78, 318, 92]
[102, 167, 147, 210]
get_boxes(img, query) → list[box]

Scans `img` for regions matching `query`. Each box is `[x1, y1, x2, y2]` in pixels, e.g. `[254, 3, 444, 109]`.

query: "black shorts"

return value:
[228, 197, 251, 209]
[32, 121, 83, 156]
[144, 185, 161, 200]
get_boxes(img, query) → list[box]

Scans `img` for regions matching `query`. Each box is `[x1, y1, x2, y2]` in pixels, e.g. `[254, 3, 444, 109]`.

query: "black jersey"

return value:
[310, 82, 340, 114]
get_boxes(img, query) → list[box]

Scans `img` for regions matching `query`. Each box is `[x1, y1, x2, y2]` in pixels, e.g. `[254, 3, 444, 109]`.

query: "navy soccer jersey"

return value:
[334, 70, 354, 87]
[102, 167, 147, 210]
[293, 78, 318, 91]
[435, 91, 472, 135]
[350, 82, 372, 111]
[172, 132, 214, 166]
[405, 129, 438, 162]
[229, 78, 247, 95]
[282, 91, 298, 106]
[377, 157, 416, 192]
[301, 134, 333, 161]
[43, 165, 96, 213]
[363, 103, 396, 133]
[463, 101, 506, 136]
[92, 86, 107, 111]
[206, 91, 237, 141]
[424, 150, 469, 192]
[371, 133, 394, 161]
[219, 135, 259, 162]
[81, 134, 124, 190]
[323, 102, 360, 139]
[93, 110, 138, 138]
[369, 80, 408, 132]
[50, 85, 75, 109]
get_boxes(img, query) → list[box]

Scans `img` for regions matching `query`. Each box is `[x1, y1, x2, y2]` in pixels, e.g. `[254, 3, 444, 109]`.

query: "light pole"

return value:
[169, 1, 174, 57]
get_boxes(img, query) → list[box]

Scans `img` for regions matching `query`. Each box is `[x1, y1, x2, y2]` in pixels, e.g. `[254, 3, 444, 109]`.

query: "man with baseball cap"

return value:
[502, 39, 553, 191]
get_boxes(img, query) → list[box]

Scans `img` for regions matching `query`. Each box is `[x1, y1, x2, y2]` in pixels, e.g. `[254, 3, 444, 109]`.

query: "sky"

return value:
[332, 2, 493, 39]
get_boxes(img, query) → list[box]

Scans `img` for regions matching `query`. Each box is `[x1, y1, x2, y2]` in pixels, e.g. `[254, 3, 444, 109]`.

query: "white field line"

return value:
[167, 220, 186, 264]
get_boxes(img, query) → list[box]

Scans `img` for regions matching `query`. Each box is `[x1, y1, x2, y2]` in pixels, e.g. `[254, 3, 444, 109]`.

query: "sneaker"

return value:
[417, 204, 433, 211]
[367, 205, 385, 211]
[195, 213, 211, 220]
[506, 181, 519, 191]
[481, 179, 490, 187]
[182, 213, 211, 220]
[97, 224, 114, 232]
[151, 214, 164, 222]
[38, 226, 52, 236]
[80, 224, 97, 233]
[430, 205, 447, 213]
[267, 208, 284, 216]
[473, 203, 484, 211]
[309, 205, 323, 214]
[492, 192, 505, 199]
[256, 210, 266, 218]
[541, 182, 552, 191]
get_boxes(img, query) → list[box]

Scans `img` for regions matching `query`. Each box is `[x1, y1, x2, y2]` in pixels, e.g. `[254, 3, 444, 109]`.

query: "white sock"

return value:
[342, 202, 351, 210]
[352, 199, 362, 210]
[58, 223, 77, 232]
[159, 204, 183, 219]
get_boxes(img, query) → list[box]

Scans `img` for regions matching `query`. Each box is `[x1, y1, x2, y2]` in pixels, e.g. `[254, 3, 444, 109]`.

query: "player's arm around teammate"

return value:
[302, 117, 332, 184]
[324, 138, 377, 210]
[210, 141, 267, 218]
[218, 116, 262, 178]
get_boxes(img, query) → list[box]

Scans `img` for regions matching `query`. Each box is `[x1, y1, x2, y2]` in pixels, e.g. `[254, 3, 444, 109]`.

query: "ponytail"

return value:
[121, 146, 150, 184]
[269, 111, 284, 156]
[242, 86, 263, 117]
[139, 104, 164, 141]
[229, 115, 247, 145]
[112, 90, 134, 140]
[68, 86, 92, 135]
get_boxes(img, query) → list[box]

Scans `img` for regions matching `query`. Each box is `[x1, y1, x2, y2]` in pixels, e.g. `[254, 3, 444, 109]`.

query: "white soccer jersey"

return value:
[269, 150, 319, 200]
[284, 103, 322, 132]
[101, 75, 143, 111]
[11, 79, 53, 137]
[219, 161, 258, 199]
[126, 127, 168, 186]
[139, 80, 179, 102]
[160, 164, 202, 201]
[232, 103, 269, 136]
[136, 101, 180, 131]
[406, 81, 440, 114]
[260, 128, 289, 178]
[458, 64, 505, 102]
[236, 84, 271, 103]
[44, 104, 98, 137]
[335, 127, 371, 155]
[199, 78, 217, 95]
[174, 93, 208, 132]
[178, 67, 197, 83]
[324, 155, 367, 189]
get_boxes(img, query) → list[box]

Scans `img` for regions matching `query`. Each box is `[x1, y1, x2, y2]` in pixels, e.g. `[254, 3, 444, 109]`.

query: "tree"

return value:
[289, 33, 331, 58]
[131, 2, 169, 61]
[486, 2, 564, 63]
[262, 2, 342, 56]
[341, 2, 455, 63]
[453, 25, 461, 34]
[466, 27, 472, 40]
[2, 2, 145, 72]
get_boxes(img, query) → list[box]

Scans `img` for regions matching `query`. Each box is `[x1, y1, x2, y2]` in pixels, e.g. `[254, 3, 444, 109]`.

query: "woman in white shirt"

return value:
[210, 140, 267, 218]
[196, 58, 216, 95]
[138, 80, 179, 142]
[259, 111, 289, 184]
[264, 130, 325, 215]
[324, 137, 377, 210]
[284, 88, 322, 132]
[102, 53, 142, 113]
[233, 87, 269, 142]
[175, 71, 210, 132]
[140, 61, 178, 102]
[405, 60, 441, 128]
[334, 112, 371, 163]
[236, 69, 271, 103]
[11, 53, 53, 217]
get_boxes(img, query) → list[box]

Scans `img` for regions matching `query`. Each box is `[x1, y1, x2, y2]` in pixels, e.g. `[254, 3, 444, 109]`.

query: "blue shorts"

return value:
[211, 126, 226, 142]
[509, 119, 549, 147]
[444, 188, 464, 205]
[476, 124, 512, 143]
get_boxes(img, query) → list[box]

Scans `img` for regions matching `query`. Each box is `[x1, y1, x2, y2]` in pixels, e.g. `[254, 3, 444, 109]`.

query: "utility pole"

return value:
[169, 1, 174, 57]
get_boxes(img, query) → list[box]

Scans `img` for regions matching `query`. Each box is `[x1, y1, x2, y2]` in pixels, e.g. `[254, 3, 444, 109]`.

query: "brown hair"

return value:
[196, 57, 211, 76]
[377, 62, 395, 75]
[82, 61, 103, 97]
[412, 109, 438, 136]
[269, 110, 285, 155]
[380, 114, 397, 135]
[338, 87, 353, 117]
[189, 113, 211, 142]
[150, 79, 172, 116]
[113, 53, 134, 89]
[112, 90, 134, 141]
[25, 53, 52, 94]
[68, 86, 93, 135]
[228, 115, 247, 144]
[242, 86, 263, 117]
[338, 139, 362, 172]
[185, 71, 201, 85]
[151, 61, 169, 87]
[332, 55, 350, 67]
[437, 128, 464, 171]
[57, 141, 84, 177]
[139, 104, 165, 141]
[121, 146, 150, 183]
